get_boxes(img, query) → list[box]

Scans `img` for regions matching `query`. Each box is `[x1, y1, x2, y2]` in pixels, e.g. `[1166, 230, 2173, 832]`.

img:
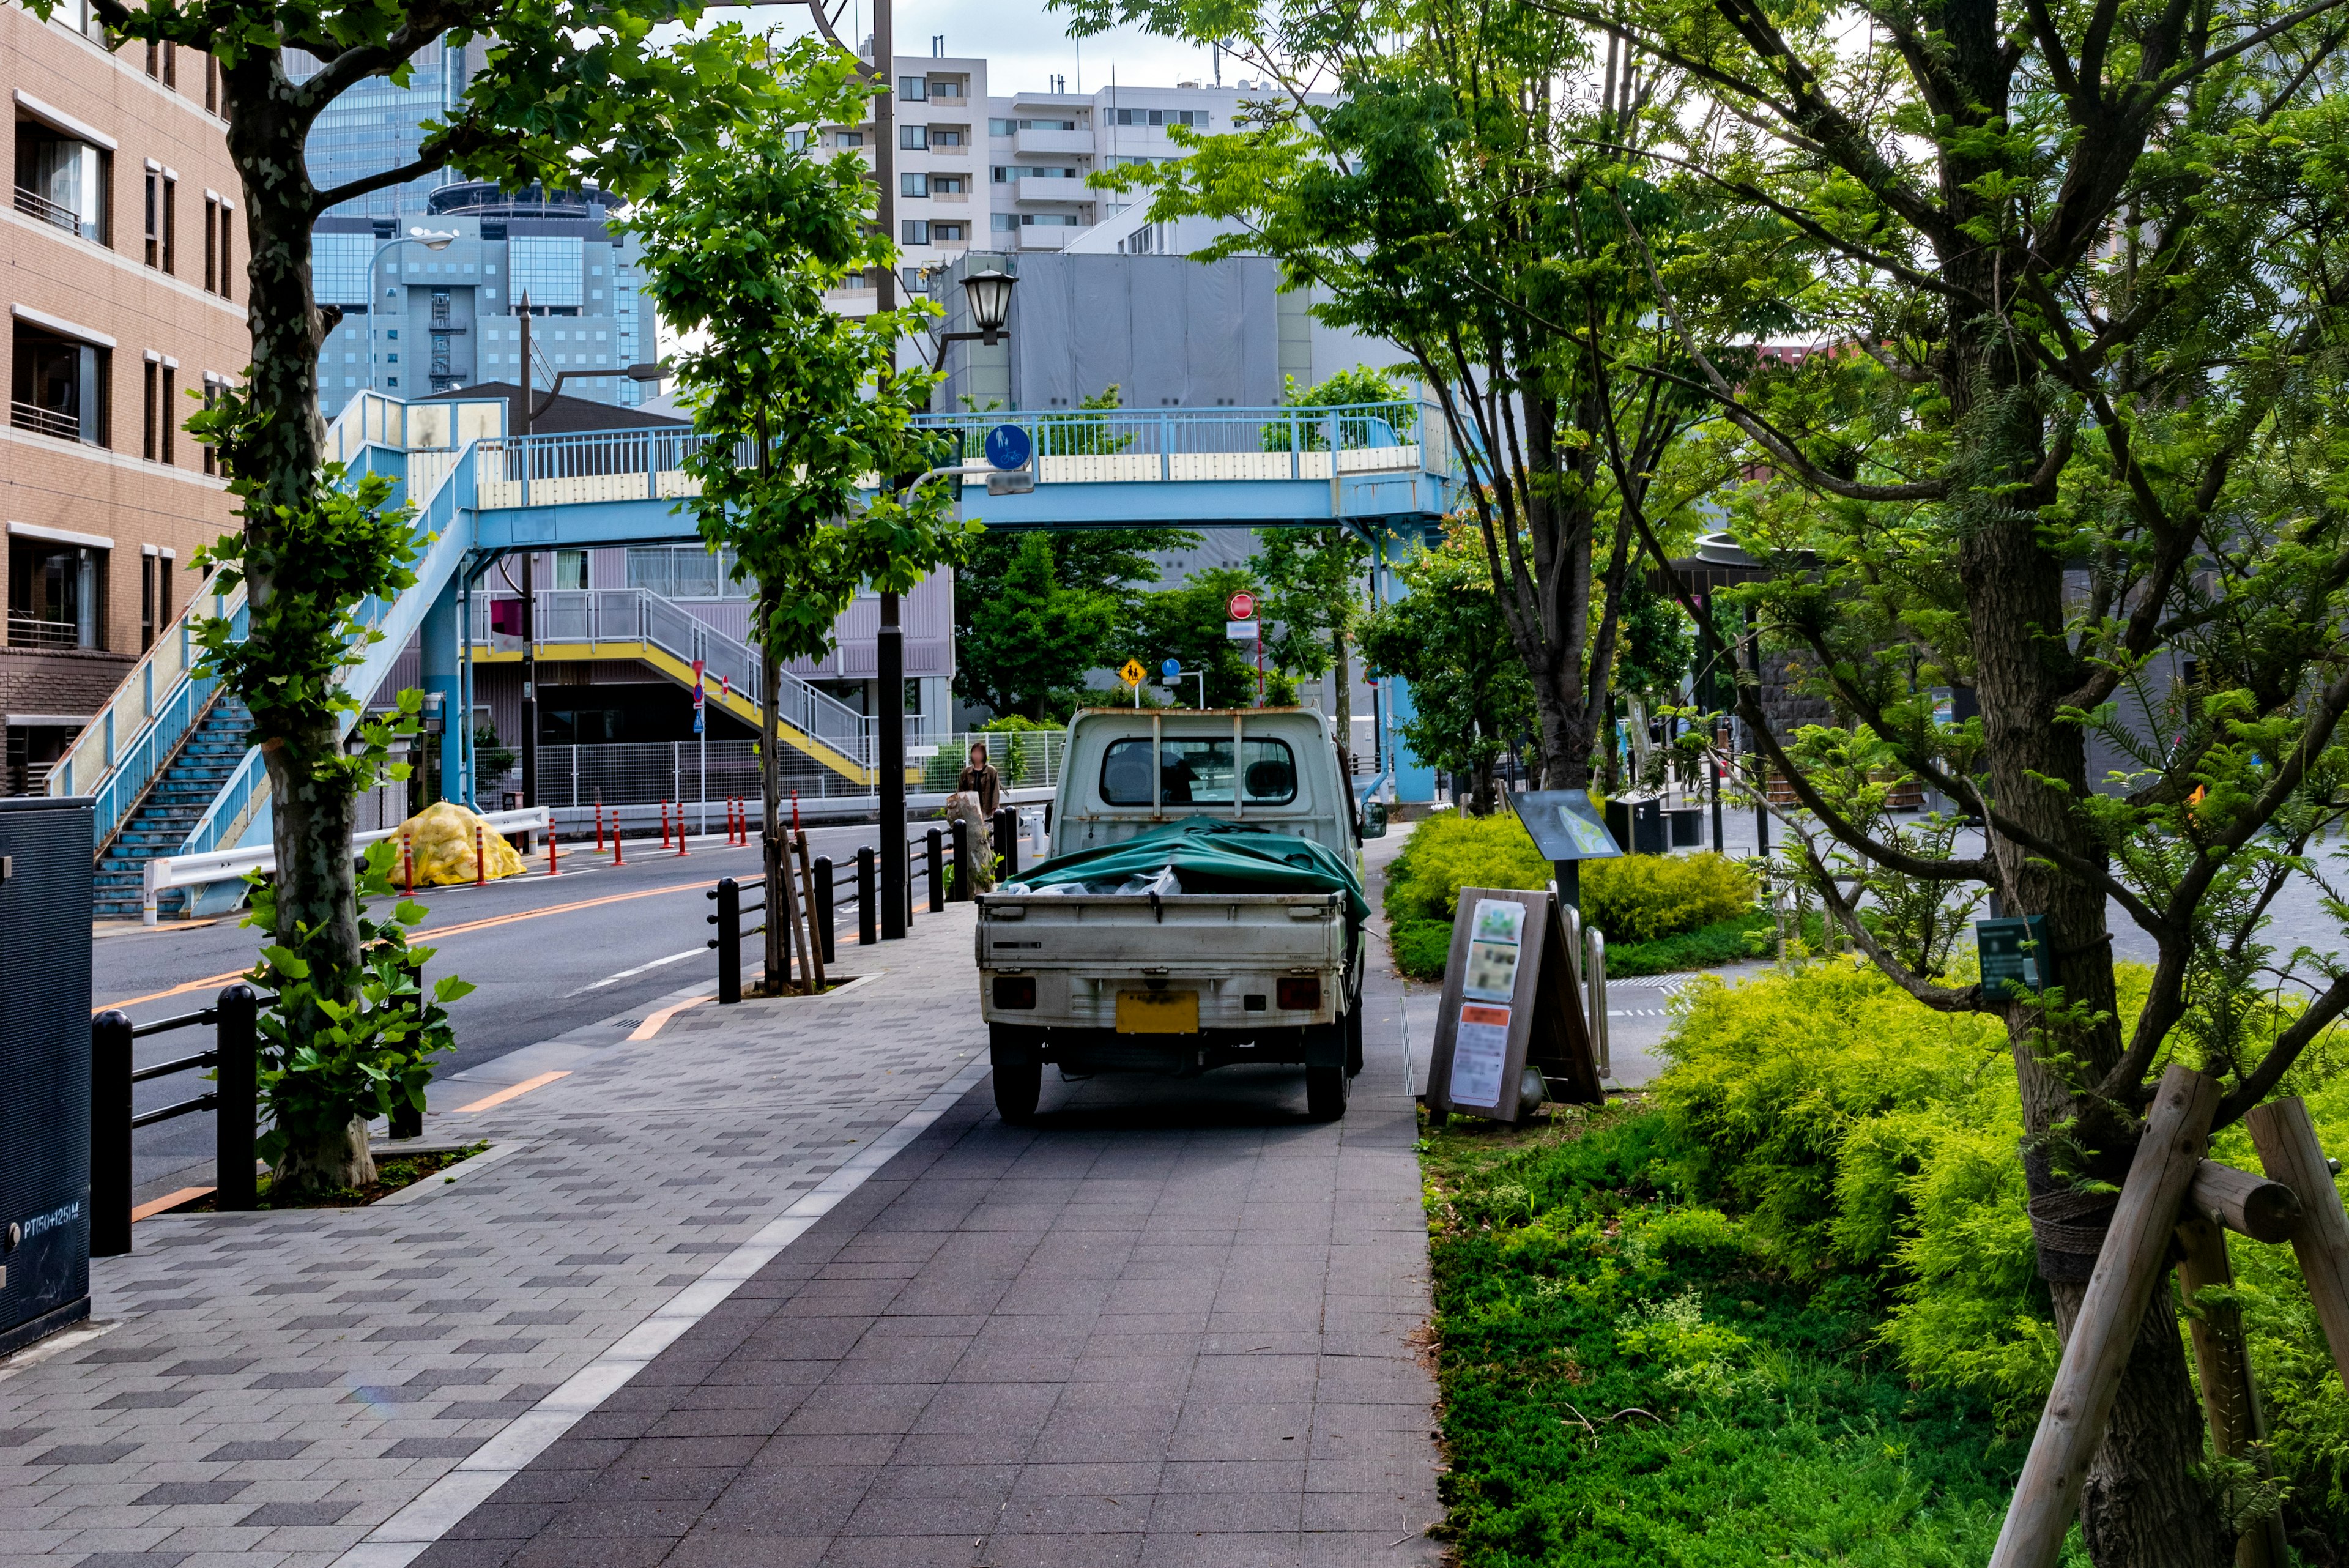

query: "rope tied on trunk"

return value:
[2021, 1142, 2118, 1282]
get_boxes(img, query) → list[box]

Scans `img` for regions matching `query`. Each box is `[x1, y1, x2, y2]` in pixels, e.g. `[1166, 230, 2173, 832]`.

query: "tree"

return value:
[625, 56, 968, 989]
[1132, 565, 1265, 709]
[34, 0, 779, 1195]
[1253, 368, 1394, 765]
[1561, 0, 2349, 1557]
[1357, 521, 1534, 814]
[1064, 0, 1756, 792]
[956, 535, 1123, 719]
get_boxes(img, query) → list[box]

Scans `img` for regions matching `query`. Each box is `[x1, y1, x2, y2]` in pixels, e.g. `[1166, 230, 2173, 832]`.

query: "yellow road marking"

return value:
[452, 1071, 570, 1112]
[131, 1187, 213, 1222]
[626, 993, 714, 1041]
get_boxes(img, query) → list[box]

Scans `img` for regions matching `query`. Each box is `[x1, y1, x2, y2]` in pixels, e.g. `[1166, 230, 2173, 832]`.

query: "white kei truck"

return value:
[973, 708, 1386, 1124]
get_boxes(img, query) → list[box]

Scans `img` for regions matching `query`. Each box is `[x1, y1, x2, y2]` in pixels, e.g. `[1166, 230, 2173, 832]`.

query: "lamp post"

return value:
[363, 227, 460, 396]
[914, 264, 1017, 369]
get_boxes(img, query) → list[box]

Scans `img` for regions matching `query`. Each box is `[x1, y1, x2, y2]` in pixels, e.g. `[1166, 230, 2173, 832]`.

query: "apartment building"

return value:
[826, 53, 1275, 313]
[5, 0, 245, 793]
[311, 181, 658, 420]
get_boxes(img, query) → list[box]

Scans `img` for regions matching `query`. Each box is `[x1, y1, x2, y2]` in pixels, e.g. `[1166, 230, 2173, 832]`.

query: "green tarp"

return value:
[1004, 818, 1368, 924]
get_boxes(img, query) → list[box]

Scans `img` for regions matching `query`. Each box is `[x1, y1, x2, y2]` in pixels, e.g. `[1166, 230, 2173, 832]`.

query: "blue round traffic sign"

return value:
[1162, 658, 1181, 680]
[984, 423, 1033, 471]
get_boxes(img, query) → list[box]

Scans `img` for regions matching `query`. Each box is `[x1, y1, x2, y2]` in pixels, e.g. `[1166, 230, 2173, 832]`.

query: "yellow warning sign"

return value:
[1119, 658, 1146, 687]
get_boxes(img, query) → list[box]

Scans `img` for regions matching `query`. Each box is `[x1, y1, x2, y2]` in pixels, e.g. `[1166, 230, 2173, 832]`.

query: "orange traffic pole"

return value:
[612, 814, 625, 866]
[402, 831, 414, 896]
[547, 818, 559, 877]
[474, 823, 487, 888]
[594, 803, 605, 852]
[660, 800, 672, 850]
[677, 801, 689, 857]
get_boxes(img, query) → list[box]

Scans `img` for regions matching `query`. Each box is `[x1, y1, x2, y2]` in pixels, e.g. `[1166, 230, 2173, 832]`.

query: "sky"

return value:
[762, 0, 1231, 94]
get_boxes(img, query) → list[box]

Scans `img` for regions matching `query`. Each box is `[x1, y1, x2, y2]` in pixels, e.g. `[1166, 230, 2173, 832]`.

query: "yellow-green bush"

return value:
[1582, 851, 1757, 943]
[1384, 809, 1754, 943]
[1652, 958, 2349, 1537]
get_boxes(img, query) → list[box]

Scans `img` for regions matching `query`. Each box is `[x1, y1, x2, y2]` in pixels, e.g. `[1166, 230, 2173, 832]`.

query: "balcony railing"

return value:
[11, 399, 87, 444]
[12, 185, 83, 235]
[7, 614, 86, 650]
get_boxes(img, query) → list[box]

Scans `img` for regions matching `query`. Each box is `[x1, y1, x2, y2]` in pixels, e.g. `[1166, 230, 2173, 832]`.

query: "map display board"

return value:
[1422, 885, 1605, 1123]
[1510, 790, 1625, 861]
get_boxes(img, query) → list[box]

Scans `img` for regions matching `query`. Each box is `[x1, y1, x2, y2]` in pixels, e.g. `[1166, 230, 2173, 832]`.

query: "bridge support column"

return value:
[421, 578, 465, 807]
[1371, 524, 1438, 806]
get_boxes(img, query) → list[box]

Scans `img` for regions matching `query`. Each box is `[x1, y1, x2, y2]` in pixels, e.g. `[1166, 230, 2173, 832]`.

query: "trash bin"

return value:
[0, 796, 94, 1354]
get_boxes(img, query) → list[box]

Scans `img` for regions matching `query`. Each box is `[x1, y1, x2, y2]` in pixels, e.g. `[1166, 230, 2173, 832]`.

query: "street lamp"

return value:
[915, 264, 1018, 368]
[363, 227, 460, 396]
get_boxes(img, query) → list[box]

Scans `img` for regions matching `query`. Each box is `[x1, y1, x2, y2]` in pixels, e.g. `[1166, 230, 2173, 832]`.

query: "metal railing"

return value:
[6, 613, 84, 650]
[13, 184, 83, 234]
[473, 587, 877, 773]
[89, 984, 265, 1255]
[11, 399, 86, 443]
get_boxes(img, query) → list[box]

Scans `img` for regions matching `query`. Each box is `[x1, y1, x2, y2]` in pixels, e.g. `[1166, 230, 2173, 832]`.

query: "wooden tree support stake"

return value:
[2174, 1214, 2288, 1568]
[1989, 1063, 2220, 1568]
[2189, 1159, 2302, 1244]
[2246, 1096, 2349, 1390]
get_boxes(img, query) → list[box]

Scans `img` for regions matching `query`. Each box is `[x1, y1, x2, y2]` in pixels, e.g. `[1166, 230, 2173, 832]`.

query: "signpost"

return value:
[1507, 787, 1624, 909]
[692, 658, 707, 835]
[1225, 590, 1261, 701]
[1161, 656, 1204, 710]
[984, 423, 1033, 470]
[1119, 657, 1147, 708]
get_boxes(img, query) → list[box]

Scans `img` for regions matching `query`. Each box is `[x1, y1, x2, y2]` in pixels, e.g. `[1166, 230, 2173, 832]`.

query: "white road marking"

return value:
[570, 947, 708, 995]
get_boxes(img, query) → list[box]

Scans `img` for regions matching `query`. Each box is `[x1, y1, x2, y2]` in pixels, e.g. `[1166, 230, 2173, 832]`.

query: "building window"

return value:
[143, 359, 157, 459]
[204, 53, 220, 114]
[900, 125, 927, 150]
[833, 130, 863, 148]
[144, 170, 176, 270]
[554, 549, 589, 590]
[989, 118, 1013, 135]
[897, 75, 928, 102]
[8, 537, 106, 650]
[933, 223, 964, 242]
[201, 375, 223, 475]
[144, 41, 160, 78]
[932, 128, 964, 147]
[932, 175, 965, 195]
[901, 171, 928, 198]
[991, 213, 1018, 232]
[164, 43, 177, 89]
[1115, 108, 1209, 127]
[902, 220, 929, 245]
[163, 176, 177, 272]
[12, 322, 109, 447]
[13, 121, 111, 244]
[217, 201, 232, 299]
[141, 548, 162, 651]
[204, 195, 218, 291]
[140, 359, 178, 463]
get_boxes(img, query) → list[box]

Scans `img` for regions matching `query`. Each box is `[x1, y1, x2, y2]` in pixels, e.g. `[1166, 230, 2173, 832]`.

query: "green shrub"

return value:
[1645, 958, 2349, 1545]
[1421, 1107, 2058, 1567]
[1382, 813, 1759, 976]
[1583, 852, 1757, 943]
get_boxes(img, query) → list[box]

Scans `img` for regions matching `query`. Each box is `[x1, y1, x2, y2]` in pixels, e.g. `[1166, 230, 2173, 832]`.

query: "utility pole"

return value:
[518, 290, 538, 822]
[872, 0, 911, 938]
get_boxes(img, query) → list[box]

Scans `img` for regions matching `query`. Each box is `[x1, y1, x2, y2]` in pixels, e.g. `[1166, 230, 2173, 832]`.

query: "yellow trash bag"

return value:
[393, 801, 526, 885]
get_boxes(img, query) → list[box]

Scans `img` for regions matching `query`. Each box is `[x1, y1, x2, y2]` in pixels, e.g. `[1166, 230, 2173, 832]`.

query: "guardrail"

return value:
[89, 984, 266, 1255]
[141, 805, 552, 924]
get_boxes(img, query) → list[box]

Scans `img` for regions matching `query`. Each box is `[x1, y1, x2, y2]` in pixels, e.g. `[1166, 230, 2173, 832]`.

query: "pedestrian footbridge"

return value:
[52, 391, 1457, 915]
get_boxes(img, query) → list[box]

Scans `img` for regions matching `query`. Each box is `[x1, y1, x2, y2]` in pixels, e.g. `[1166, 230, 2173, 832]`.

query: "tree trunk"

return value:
[231, 56, 376, 1194]
[1471, 756, 1497, 816]
[1945, 292, 2231, 1564]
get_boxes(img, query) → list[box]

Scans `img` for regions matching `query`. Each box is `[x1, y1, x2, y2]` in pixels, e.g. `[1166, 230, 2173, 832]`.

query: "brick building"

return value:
[6, 0, 244, 792]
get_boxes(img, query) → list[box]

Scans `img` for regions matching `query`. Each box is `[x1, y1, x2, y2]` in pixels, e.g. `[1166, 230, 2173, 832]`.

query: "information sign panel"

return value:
[1422, 885, 1604, 1123]
[1510, 789, 1623, 861]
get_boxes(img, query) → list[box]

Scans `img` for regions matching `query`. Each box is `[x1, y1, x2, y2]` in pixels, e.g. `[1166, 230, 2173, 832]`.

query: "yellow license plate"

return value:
[1116, 990, 1200, 1034]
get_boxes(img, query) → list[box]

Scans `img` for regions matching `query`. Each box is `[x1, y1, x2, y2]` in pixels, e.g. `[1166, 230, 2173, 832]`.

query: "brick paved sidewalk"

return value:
[399, 929, 1442, 1568]
[0, 907, 992, 1568]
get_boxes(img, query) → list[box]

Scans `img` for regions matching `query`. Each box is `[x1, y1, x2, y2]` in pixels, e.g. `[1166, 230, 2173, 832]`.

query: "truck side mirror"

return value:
[1359, 798, 1387, 839]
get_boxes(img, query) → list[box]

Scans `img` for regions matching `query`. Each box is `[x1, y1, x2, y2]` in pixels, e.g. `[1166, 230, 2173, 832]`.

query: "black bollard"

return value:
[215, 984, 260, 1205]
[709, 877, 742, 1005]
[90, 1011, 133, 1257]
[856, 845, 877, 946]
[926, 828, 946, 914]
[814, 856, 836, 965]
[949, 817, 970, 902]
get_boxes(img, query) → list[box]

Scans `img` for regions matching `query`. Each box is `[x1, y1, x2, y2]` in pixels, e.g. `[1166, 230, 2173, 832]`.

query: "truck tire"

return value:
[992, 1057, 1041, 1124]
[1306, 1061, 1349, 1121]
[1345, 1001, 1364, 1079]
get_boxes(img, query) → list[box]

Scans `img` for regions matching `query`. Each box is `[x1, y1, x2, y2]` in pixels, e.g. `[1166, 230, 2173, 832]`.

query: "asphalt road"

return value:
[97, 815, 1039, 1200]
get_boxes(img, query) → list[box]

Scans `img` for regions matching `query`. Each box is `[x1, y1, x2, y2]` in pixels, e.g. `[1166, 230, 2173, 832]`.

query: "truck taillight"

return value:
[993, 976, 1037, 1009]
[1277, 977, 1320, 1011]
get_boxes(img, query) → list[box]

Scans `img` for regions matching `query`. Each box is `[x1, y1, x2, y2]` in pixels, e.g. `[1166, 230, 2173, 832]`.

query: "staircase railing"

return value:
[47, 579, 248, 843]
[477, 587, 877, 770]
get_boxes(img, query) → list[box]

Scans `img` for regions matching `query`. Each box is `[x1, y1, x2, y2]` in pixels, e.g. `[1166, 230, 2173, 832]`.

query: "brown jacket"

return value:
[958, 762, 1003, 816]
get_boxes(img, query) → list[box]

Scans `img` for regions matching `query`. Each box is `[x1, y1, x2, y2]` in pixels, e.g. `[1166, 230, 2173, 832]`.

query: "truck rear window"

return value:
[1100, 737, 1299, 807]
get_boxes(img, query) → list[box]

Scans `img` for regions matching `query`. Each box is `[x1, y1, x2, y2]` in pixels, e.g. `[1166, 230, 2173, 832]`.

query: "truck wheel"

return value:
[1306, 1061, 1349, 1121]
[1345, 1002, 1364, 1079]
[993, 1058, 1042, 1124]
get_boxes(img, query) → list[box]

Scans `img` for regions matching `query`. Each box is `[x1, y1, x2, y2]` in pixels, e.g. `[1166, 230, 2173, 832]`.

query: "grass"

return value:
[1419, 1102, 2082, 1567]
[180, 1142, 489, 1211]
[1390, 908, 1832, 979]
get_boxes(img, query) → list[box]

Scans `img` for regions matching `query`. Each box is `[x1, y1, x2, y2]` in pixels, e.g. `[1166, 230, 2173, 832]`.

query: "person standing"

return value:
[959, 740, 1003, 817]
